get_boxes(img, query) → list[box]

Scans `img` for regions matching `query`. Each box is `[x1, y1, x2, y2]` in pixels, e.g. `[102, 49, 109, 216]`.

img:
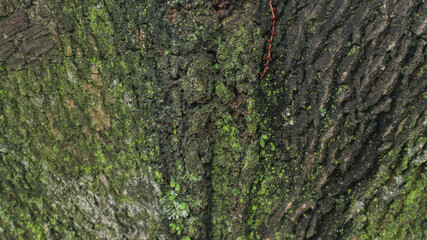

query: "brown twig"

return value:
[260, 0, 276, 79]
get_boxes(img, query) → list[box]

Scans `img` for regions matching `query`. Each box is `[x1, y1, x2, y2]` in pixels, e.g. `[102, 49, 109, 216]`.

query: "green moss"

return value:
[216, 82, 231, 101]
[306, 12, 318, 33]
[347, 122, 426, 240]
[0, 1, 163, 238]
[209, 2, 264, 238]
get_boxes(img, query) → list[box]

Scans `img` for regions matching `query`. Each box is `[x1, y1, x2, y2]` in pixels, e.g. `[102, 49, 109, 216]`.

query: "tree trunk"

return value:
[0, 0, 426, 239]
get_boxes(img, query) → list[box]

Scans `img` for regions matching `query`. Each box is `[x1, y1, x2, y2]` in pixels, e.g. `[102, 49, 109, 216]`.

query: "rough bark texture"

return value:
[0, 0, 426, 239]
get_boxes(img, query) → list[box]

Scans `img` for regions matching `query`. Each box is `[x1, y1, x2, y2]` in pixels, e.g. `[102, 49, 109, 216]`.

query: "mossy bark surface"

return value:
[0, 0, 426, 239]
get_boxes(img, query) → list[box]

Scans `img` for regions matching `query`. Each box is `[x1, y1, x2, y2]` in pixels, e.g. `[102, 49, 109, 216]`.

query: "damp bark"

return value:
[0, 0, 426, 240]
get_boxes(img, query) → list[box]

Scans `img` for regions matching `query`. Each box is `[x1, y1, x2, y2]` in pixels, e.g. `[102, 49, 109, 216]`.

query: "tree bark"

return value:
[0, 0, 426, 239]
